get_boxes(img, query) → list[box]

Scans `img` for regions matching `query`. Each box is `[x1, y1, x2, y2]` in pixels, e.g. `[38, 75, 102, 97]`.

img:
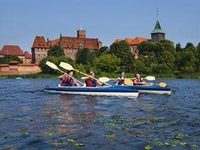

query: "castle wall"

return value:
[0, 64, 41, 75]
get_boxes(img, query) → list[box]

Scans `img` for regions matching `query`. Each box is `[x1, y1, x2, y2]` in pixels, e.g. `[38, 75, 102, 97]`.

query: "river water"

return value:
[0, 79, 200, 150]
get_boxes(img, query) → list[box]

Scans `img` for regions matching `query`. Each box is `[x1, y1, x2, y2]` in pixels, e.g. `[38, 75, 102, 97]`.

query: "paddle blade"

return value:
[145, 76, 155, 81]
[124, 79, 133, 86]
[159, 82, 167, 87]
[81, 76, 88, 80]
[98, 77, 110, 83]
[59, 62, 74, 71]
[46, 61, 59, 70]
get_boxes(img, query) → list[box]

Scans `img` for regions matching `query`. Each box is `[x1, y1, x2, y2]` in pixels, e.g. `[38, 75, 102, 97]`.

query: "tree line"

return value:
[39, 40, 200, 77]
[0, 55, 23, 64]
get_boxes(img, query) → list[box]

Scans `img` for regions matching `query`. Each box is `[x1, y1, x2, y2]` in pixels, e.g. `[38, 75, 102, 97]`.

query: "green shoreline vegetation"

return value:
[1, 40, 200, 80]
[1, 72, 200, 80]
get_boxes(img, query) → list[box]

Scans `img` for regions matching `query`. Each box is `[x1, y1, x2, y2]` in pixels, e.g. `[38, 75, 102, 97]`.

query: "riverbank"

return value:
[0, 72, 200, 79]
[0, 73, 58, 79]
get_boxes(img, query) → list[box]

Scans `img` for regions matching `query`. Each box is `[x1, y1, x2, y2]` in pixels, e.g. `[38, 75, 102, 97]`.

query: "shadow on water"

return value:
[0, 79, 200, 149]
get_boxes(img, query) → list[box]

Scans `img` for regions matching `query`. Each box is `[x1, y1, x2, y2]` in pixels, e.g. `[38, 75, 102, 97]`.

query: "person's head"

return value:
[68, 70, 73, 76]
[121, 71, 125, 77]
[90, 71, 95, 77]
[135, 73, 140, 78]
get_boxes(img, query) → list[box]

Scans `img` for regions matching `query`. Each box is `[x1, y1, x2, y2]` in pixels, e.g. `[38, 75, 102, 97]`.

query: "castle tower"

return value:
[31, 36, 49, 64]
[77, 29, 86, 38]
[151, 20, 165, 42]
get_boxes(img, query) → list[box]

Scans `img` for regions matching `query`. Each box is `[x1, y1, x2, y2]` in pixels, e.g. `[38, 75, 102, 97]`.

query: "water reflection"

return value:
[40, 95, 102, 140]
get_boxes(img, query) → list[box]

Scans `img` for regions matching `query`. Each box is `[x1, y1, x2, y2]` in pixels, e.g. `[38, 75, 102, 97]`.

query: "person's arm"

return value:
[138, 78, 146, 85]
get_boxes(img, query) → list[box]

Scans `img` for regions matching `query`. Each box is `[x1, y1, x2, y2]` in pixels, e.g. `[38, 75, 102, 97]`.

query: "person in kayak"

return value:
[116, 71, 125, 85]
[60, 70, 78, 86]
[85, 71, 101, 87]
[133, 73, 146, 85]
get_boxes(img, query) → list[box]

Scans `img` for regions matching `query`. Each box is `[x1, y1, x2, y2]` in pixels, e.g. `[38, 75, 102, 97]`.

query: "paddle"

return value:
[159, 82, 167, 87]
[98, 76, 167, 87]
[59, 62, 110, 86]
[98, 77, 132, 86]
[46, 61, 84, 85]
[98, 77, 111, 83]
[98, 76, 155, 82]
[81, 76, 88, 80]
[144, 76, 155, 81]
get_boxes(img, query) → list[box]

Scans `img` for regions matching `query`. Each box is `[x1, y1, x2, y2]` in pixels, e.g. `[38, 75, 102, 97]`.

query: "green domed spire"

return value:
[151, 20, 165, 34]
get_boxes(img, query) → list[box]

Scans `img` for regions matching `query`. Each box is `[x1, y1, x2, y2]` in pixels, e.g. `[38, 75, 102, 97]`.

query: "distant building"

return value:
[115, 37, 149, 58]
[32, 30, 102, 64]
[151, 20, 165, 42]
[114, 20, 166, 58]
[0, 45, 32, 64]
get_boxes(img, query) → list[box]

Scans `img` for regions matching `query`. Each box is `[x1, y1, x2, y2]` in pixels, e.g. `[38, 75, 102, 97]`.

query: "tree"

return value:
[48, 45, 65, 57]
[93, 54, 121, 73]
[137, 41, 162, 56]
[175, 51, 197, 73]
[176, 43, 182, 51]
[39, 56, 74, 74]
[0, 55, 23, 64]
[133, 59, 149, 74]
[109, 40, 133, 72]
[159, 50, 176, 70]
[76, 48, 95, 65]
[184, 42, 195, 49]
[151, 64, 170, 74]
[196, 43, 200, 71]
[95, 46, 109, 57]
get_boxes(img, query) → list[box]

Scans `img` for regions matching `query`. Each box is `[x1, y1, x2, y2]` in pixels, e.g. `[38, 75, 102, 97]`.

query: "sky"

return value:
[0, 0, 200, 52]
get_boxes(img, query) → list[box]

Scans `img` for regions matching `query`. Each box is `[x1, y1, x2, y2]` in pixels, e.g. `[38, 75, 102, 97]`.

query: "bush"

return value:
[151, 64, 171, 74]
[93, 54, 121, 74]
[39, 56, 74, 74]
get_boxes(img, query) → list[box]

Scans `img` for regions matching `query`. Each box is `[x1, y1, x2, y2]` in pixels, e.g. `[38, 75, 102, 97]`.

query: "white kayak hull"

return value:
[130, 85, 172, 95]
[44, 86, 139, 98]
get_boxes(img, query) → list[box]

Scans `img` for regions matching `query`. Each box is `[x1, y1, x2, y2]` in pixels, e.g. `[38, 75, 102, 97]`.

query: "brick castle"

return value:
[32, 29, 102, 64]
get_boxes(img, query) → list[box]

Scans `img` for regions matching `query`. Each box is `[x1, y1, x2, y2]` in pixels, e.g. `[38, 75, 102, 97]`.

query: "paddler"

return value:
[116, 71, 125, 85]
[60, 70, 78, 86]
[85, 71, 102, 87]
[132, 73, 146, 85]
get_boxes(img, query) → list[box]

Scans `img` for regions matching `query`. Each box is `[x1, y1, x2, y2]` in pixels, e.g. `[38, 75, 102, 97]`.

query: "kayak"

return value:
[44, 85, 139, 98]
[130, 85, 171, 95]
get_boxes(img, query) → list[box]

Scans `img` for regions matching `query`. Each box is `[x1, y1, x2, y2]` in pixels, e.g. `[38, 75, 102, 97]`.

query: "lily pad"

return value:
[145, 145, 152, 150]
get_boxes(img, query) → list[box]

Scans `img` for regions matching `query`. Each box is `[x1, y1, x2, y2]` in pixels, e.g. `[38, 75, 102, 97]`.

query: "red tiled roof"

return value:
[49, 38, 59, 46]
[115, 37, 149, 45]
[32, 36, 48, 48]
[1, 45, 24, 56]
[24, 51, 32, 59]
[50, 36, 99, 49]
[130, 37, 148, 45]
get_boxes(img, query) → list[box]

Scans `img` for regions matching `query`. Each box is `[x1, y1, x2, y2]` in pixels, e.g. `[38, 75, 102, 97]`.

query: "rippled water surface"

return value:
[0, 79, 200, 150]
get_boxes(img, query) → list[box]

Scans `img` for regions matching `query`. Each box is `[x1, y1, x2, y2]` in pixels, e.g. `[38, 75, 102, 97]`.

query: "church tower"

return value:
[151, 20, 165, 42]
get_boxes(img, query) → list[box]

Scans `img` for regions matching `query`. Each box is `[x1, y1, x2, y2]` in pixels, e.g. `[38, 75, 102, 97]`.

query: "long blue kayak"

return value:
[130, 85, 171, 95]
[44, 85, 139, 98]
